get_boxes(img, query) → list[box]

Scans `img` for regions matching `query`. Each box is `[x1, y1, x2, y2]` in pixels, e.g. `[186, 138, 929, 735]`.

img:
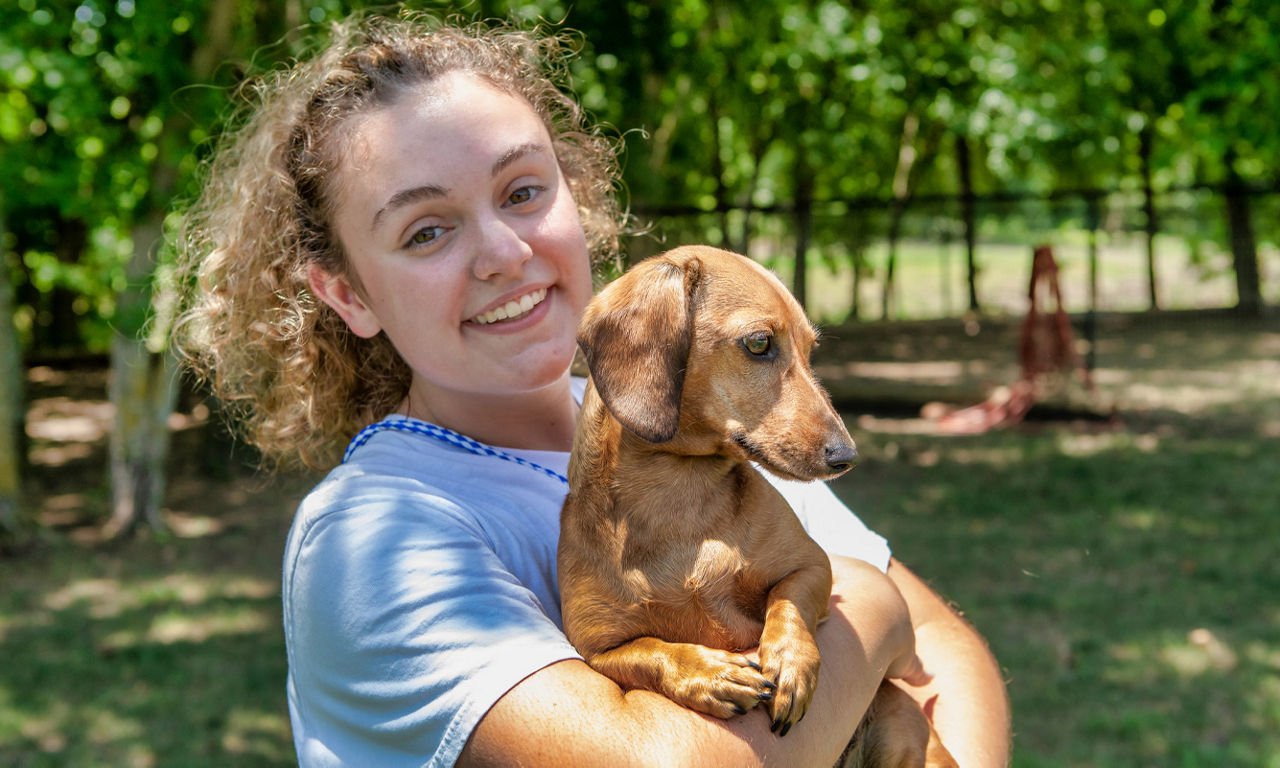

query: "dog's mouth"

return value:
[730, 432, 807, 482]
[730, 431, 854, 482]
[731, 432, 769, 464]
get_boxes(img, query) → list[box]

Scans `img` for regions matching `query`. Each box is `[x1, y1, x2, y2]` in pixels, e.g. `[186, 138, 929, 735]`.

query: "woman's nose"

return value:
[472, 216, 533, 280]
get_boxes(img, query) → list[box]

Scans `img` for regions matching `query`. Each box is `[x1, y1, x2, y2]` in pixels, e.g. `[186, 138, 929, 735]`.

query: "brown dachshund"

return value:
[558, 246, 956, 765]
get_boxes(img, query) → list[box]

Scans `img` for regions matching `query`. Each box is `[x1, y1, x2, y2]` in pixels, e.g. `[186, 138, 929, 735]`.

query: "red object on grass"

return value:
[935, 245, 1090, 434]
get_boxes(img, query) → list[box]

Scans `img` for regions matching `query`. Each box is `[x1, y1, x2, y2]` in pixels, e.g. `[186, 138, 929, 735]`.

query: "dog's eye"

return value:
[742, 332, 774, 357]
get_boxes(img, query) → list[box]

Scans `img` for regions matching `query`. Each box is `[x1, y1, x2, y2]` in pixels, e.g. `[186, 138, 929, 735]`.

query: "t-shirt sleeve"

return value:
[764, 474, 892, 572]
[282, 487, 581, 768]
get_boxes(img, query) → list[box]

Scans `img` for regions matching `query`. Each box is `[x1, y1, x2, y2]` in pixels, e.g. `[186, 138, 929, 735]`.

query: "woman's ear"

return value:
[307, 263, 382, 339]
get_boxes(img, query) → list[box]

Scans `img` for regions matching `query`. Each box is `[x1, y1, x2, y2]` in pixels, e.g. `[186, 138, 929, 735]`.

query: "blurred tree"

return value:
[100, 0, 244, 537]
[1087, 1, 1202, 310]
[1177, 0, 1278, 317]
[0, 0, 261, 536]
[1, 0, 1274, 542]
[0, 195, 19, 535]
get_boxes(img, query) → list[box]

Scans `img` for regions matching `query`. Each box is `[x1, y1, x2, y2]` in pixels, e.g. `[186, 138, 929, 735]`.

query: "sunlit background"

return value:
[2, 1, 1277, 766]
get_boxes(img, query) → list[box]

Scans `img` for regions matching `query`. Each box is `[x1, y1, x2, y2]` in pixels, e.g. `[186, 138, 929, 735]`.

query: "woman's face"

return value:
[314, 70, 593, 414]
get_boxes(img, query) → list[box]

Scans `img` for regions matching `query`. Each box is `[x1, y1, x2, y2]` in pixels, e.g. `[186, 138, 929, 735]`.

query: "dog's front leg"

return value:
[758, 561, 834, 736]
[587, 636, 778, 719]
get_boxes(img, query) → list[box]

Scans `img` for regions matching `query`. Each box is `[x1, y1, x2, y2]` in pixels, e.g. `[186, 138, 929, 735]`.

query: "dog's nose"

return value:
[824, 442, 858, 473]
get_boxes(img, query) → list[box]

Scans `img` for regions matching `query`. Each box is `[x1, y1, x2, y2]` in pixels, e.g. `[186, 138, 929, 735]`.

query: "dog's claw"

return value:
[770, 714, 794, 737]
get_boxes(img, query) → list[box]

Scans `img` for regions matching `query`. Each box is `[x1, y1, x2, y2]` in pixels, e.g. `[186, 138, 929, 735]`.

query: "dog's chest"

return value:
[628, 538, 768, 651]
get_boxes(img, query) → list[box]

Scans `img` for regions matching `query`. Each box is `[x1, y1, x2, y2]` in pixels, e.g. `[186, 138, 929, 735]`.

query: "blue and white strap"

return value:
[343, 415, 569, 485]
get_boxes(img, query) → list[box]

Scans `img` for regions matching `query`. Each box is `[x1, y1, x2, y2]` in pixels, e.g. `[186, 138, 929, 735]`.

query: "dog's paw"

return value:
[758, 637, 821, 737]
[664, 647, 777, 720]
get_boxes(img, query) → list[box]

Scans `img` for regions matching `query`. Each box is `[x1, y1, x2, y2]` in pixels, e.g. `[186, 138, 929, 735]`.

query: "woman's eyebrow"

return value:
[491, 141, 548, 177]
[370, 142, 548, 232]
[372, 184, 448, 231]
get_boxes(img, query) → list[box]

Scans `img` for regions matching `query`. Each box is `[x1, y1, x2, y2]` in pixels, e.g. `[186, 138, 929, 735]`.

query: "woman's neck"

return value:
[401, 374, 579, 452]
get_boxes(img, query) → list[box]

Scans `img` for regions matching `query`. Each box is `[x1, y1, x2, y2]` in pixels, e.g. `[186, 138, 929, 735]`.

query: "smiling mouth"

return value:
[469, 287, 549, 325]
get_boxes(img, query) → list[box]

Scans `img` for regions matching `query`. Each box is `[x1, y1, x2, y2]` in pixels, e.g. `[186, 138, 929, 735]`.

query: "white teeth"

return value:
[471, 288, 548, 325]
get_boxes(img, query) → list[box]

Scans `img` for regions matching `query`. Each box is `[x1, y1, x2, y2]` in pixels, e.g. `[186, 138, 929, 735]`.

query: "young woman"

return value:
[175, 13, 1009, 767]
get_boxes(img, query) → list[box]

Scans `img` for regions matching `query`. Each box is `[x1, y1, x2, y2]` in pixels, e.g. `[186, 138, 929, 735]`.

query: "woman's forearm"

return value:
[888, 558, 1012, 768]
[725, 554, 924, 763]
[460, 555, 920, 767]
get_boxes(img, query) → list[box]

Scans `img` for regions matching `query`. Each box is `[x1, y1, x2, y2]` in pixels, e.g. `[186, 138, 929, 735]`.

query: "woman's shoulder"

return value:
[289, 423, 567, 557]
[281, 422, 571, 640]
[292, 442, 481, 543]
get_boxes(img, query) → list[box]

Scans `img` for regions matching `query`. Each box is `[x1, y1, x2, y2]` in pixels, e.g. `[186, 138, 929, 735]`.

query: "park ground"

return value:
[2, 308, 1278, 767]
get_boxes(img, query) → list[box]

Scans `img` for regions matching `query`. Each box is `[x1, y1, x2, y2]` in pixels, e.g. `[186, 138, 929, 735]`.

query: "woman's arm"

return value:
[888, 558, 1011, 768]
[459, 555, 922, 767]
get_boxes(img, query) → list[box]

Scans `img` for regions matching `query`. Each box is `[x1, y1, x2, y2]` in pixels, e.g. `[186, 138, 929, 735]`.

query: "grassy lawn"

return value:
[2, 372, 317, 767]
[828, 310, 1280, 767]
[833, 423, 1279, 766]
[2, 310, 1278, 766]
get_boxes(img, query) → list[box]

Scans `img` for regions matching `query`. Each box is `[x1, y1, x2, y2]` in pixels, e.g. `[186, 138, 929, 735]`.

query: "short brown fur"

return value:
[559, 246, 956, 765]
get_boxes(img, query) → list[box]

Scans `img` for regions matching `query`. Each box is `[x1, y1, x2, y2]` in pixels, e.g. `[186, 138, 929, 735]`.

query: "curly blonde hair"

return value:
[174, 12, 623, 471]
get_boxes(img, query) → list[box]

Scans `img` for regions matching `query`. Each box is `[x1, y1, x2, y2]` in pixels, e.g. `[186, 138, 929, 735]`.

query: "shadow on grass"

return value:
[834, 416, 1280, 767]
[0, 544, 296, 767]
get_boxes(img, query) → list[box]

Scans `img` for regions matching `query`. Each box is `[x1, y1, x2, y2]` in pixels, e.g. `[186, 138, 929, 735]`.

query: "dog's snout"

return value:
[824, 441, 858, 473]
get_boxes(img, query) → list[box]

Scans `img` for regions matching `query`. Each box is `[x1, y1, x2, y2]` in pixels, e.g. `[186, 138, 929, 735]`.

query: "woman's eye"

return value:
[742, 333, 773, 357]
[407, 226, 443, 247]
[506, 185, 543, 206]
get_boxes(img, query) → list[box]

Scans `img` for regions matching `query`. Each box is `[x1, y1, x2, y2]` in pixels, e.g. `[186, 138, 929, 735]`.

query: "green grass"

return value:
[824, 311, 1280, 767]
[1, 554, 296, 767]
[832, 425, 1280, 767]
[0, 436, 315, 768]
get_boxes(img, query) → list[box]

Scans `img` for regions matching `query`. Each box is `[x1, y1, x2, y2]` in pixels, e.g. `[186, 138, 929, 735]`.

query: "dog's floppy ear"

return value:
[578, 256, 701, 443]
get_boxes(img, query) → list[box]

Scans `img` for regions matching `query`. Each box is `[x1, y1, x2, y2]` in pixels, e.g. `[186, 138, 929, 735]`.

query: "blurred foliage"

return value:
[1, 0, 1276, 354]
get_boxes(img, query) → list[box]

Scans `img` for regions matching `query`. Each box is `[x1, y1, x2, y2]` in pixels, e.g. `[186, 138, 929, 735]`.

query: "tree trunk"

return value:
[107, 210, 181, 538]
[706, 89, 733, 250]
[1139, 125, 1160, 310]
[850, 250, 862, 321]
[939, 232, 954, 318]
[793, 157, 813, 312]
[1224, 159, 1262, 317]
[849, 212, 865, 322]
[956, 132, 979, 313]
[107, 335, 180, 538]
[0, 197, 22, 536]
[882, 210, 902, 321]
[737, 130, 772, 257]
[105, 0, 237, 538]
[1084, 193, 1102, 374]
[882, 112, 920, 320]
[49, 219, 88, 352]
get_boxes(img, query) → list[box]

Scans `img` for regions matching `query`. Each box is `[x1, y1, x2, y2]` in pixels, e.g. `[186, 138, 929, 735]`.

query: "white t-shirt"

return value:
[283, 380, 890, 767]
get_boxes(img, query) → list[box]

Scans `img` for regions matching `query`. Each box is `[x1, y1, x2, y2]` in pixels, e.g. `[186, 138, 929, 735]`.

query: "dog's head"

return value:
[578, 246, 856, 481]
